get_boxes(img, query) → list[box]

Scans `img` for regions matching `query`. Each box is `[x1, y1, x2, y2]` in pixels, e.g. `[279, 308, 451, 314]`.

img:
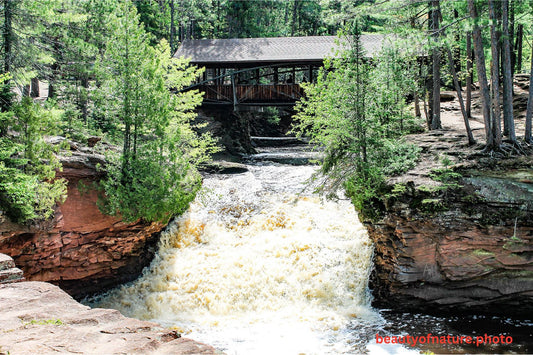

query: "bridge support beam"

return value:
[231, 73, 237, 111]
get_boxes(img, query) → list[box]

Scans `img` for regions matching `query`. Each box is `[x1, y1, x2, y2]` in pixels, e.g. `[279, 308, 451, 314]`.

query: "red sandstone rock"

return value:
[0, 281, 219, 354]
[0, 152, 165, 298]
[366, 156, 533, 316]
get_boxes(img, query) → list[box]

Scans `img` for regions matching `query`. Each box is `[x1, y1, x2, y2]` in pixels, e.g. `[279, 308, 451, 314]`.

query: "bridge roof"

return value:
[174, 35, 384, 66]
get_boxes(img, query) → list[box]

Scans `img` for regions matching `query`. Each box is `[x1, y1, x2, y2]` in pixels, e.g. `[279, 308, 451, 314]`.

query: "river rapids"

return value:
[89, 144, 532, 354]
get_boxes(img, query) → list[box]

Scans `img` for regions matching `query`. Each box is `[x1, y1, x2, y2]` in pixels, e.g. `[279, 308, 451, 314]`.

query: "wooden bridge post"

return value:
[231, 73, 237, 110]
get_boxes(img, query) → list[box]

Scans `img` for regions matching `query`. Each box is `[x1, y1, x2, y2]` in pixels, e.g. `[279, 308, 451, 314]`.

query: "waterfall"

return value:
[93, 163, 375, 354]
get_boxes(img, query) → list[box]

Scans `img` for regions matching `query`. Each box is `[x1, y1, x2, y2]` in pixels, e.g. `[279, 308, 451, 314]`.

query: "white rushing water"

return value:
[94, 162, 376, 354]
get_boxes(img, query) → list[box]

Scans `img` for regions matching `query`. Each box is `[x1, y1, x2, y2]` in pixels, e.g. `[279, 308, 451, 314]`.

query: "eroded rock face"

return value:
[0, 281, 218, 354]
[366, 166, 533, 317]
[0, 151, 165, 298]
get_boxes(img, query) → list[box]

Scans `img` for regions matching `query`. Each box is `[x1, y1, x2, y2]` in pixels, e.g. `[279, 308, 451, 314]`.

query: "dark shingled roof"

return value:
[174, 35, 384, 65]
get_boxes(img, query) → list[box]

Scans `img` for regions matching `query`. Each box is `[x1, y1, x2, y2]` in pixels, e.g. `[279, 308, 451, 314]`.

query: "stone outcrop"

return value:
[0, 149, 165, 298]
[365, 157, 533, 317]
[196, 108, 254, 155]
[0, 253, 24, 284]
[0, 281, 218, 354]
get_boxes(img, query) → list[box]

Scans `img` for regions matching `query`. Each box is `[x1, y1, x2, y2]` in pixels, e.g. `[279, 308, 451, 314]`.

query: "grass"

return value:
[23, 319, 63, 326]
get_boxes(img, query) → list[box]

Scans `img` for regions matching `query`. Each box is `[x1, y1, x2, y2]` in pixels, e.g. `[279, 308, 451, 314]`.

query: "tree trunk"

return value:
[488, 0, 502, 147]
[515, 24, 523, 73]
[509, 0, 516, 74]
[467, 0, 494, 148]
[291, 0, 298, 36]
[1, 0, 14, 112]
[447, 48, 475, 144]
[466, 32, 473, 118]
[425, 63, 433, 130]
[426, 8, 433, 130]
[430, 0, 441, 130]
[169, 0, 176, 52]
[414, 90, 421, 118]
[501, 0, 516, 142]
[80, 76, 89, 124]
[453, 8, 461, 77]
[525, 50, 533, 143]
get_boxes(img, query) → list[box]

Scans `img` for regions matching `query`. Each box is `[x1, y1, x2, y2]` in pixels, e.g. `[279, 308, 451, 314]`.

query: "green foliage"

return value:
[292, 22, 421, 214]
[388, 183, 407, 197]
[428, 156, 463, 190]
[96, 3, 217, 224]
[0, 98, 66, 224]
[263, 107, 281, 125]
[24, 319, 63, 326]
[0, 0, 63, 110]
[420, 198, 445, 212]
[376, 140, 421, 176]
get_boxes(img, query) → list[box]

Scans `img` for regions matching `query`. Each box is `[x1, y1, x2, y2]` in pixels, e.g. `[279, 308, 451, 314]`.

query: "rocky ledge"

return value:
[0, 281, 218, 354]
[364, 134, 533, 317]
[0, 253, 24, 284]
[0, 148, 165, 298]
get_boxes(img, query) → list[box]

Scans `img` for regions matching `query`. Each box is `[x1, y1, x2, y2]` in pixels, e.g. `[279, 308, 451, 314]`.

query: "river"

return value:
[89, 143, 532, 354]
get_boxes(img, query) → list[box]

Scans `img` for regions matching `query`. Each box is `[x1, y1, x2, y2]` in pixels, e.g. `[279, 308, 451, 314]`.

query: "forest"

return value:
[0, 0, 532, 225]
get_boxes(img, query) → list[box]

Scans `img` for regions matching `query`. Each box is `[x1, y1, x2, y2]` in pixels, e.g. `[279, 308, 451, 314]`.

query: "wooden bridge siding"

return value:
[198, 84, 305, 103]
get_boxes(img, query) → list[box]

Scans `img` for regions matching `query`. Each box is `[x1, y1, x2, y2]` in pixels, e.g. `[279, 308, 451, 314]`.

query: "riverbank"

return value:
[363, 81, 533, 316]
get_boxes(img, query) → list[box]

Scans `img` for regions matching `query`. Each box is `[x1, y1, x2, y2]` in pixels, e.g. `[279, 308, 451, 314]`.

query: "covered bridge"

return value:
[174, 35, 384, 108]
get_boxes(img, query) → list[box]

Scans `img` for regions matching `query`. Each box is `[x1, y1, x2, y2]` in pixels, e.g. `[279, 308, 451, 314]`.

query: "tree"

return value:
[430, 0, 442, 130]
[466, 31, 473, 118]
[467, 0, 497, 150]
[488, 0, 502, 148]
[0, 96, 66, 224]
[526, 50, 533, 143]
[0, 0, 62, 110]
[501, 0, 516, 142]
[96, 2, 216, 223]
[292, 23, 420, 213]
[446, 48, 475, 145]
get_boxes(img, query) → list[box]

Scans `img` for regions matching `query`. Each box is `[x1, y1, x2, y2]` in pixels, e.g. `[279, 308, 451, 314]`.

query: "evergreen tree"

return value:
[0, 95, 66, 224]
[96, 2, 216, 223]
[293, 23, 420, 213]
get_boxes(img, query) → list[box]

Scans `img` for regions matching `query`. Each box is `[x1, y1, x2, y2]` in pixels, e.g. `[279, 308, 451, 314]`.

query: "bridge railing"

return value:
[197, 84, 305, 104]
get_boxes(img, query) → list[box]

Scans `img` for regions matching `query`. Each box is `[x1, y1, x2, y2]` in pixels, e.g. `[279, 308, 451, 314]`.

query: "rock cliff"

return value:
[364, 134, 533, 316]
[0, 281, 217, 354]
[0, 149, 165, 298]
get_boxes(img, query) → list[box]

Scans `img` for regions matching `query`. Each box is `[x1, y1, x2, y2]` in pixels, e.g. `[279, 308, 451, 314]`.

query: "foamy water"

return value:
[93, 163, 376, 354]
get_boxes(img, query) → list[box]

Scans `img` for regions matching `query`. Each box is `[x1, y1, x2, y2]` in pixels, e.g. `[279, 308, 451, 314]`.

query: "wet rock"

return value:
[200, 160, 248, 174]
[251, 136, 305, 147]
[0, 281, 218, 354]
[195, 108, 255, 156]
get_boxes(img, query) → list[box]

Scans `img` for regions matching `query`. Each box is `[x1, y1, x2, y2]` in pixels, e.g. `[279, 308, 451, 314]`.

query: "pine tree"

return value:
[96, 2, 216, 223]
[293, 22, 420, 212]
